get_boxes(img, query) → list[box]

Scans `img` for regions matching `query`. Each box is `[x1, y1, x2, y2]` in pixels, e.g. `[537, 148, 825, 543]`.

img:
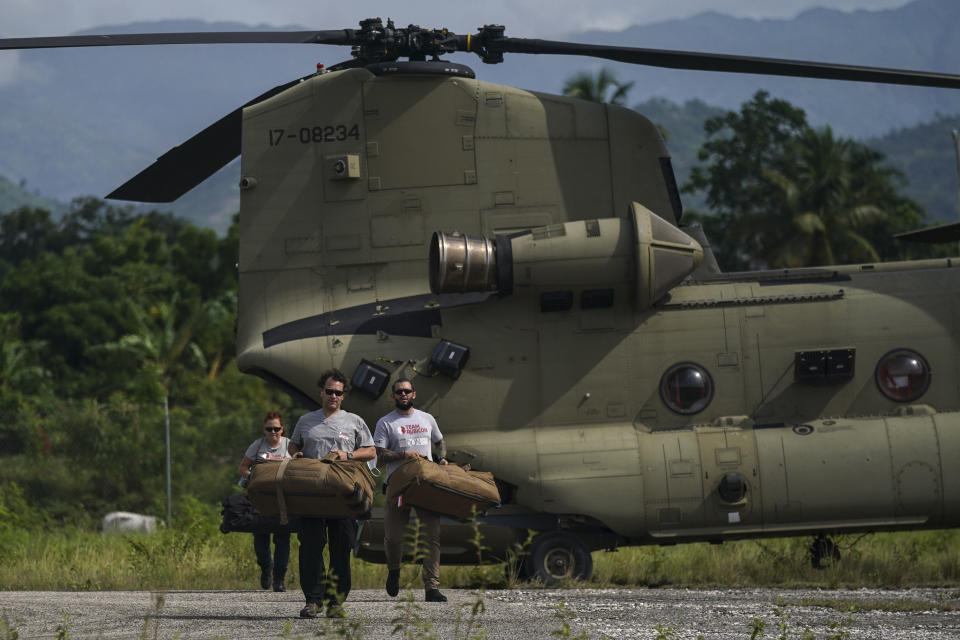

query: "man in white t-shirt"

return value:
[373, 378, 448, 603]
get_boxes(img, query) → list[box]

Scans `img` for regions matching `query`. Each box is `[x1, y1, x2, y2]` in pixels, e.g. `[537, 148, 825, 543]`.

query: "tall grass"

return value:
[588, 529, 960, 589]
[2, 523, 958, 591]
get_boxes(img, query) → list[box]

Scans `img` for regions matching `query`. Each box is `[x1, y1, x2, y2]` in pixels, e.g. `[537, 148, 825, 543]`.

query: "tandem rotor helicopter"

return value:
[5, 17, 960, 583]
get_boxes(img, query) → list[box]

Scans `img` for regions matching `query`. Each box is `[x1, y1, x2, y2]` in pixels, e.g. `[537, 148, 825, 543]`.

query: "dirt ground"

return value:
[1, 587, 959, 639]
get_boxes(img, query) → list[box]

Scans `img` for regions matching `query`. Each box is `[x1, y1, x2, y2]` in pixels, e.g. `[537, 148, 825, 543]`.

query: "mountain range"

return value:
[0, 0, 958, 230]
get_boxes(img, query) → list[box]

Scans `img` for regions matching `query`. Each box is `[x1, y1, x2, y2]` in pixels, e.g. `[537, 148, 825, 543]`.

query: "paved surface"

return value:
[1, 587, 959, 639]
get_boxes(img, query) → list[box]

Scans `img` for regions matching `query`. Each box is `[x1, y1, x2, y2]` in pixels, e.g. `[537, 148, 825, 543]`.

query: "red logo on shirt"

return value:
[400, 424, 427, 435]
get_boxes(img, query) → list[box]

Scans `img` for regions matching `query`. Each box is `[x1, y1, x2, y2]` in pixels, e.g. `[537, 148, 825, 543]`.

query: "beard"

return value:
[394, 397, 413, 411]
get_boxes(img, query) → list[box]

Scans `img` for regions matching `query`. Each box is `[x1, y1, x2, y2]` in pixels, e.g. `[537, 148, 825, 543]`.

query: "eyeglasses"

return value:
[264, 427, 282, 433]
[324, 388, 344, 397]
[393, 388, 414, 395]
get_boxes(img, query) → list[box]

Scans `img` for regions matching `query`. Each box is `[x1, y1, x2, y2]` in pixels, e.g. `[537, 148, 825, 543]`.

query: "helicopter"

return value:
[4, 17, 960, 583]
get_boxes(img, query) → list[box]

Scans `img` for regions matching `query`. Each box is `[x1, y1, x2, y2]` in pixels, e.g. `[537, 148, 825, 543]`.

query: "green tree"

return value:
[0, 202, 294, 526]
[562, 68, 634, 105]
[683, 91, 808, 270]
[89, 293, 213, 522]
[0, 313, 52, 456]
[0, 228, 179, 392]
[0, 207, 63, 267]
[684, 91, 932, 270]
[761, 126, 890, 266]
[0, 313, 51, 398]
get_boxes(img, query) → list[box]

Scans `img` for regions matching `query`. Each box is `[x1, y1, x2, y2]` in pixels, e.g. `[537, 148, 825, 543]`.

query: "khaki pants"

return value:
[384, 501, 441, 590]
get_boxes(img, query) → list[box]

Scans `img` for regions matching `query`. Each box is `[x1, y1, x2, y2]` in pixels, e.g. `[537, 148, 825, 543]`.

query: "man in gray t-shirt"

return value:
[288, 369, 375, 619]
[290, 409, 371, 460]
[373, 378, 448, 603]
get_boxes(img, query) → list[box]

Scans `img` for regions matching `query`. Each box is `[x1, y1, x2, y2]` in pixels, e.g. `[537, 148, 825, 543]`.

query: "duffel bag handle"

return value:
[274, 458, 292, 525]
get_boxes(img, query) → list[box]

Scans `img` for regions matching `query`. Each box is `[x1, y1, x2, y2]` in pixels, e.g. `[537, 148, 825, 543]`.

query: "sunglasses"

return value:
[264, 427, 282, 433]
[324, 388, 345, 397]
[393, 388, 414, 395]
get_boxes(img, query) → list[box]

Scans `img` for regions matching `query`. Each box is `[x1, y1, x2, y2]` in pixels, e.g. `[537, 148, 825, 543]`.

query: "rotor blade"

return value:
[107, 74, 311, 202]
[491, 38, 960, 89]
[894, 222, 960, 244]
[0, 31, 353, 50]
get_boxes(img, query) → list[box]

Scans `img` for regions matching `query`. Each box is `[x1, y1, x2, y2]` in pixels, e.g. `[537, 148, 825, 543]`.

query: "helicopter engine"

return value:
[429, 203, 704, 309]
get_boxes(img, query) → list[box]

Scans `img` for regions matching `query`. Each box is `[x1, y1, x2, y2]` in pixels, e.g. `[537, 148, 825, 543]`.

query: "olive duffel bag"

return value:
[386, 457, 501, 522]
[247, 454, 375, 523]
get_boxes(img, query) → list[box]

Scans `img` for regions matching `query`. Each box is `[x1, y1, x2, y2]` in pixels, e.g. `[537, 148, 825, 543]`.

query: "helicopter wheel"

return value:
[809, 533, 841, 570]
[524, 531, 593, 585]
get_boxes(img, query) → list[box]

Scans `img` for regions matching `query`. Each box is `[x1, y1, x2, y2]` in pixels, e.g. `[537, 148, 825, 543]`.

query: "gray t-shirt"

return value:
[244, 436, 291, 462]
[290, 409, 373, 460]
[373, 408, 443, 479]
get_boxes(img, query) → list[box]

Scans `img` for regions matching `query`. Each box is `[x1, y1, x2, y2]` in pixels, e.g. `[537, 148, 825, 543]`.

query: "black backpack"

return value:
[219, 493, 300, 534]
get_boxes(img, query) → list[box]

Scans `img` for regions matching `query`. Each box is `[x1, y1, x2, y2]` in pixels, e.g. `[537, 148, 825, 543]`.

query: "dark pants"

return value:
[253, 532, 291, 580]
[298, 517, 357, 606]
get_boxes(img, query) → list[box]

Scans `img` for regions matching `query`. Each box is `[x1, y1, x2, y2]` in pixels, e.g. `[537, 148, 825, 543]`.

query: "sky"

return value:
[0, 0, 912, 39]
[0, 0, 916, 86]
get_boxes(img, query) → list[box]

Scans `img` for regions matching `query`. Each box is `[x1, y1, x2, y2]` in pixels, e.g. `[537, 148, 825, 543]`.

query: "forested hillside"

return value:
[636, 99, 960, 224]
[0, 201, 297, 527]
[633, 98, 726, 214]
[870, 114, 960, 224]
[0, 175, 66, 217]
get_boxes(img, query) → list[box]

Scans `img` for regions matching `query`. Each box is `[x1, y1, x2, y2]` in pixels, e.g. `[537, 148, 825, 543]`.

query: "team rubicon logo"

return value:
[399, 424, 427, 434]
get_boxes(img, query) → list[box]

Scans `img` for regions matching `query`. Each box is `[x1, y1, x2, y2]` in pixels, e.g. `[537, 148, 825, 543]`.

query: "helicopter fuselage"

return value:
[235, 63, 960, 551]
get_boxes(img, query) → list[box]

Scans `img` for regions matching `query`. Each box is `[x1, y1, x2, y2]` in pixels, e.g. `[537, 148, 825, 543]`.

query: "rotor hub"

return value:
[351, 17, 505, 64]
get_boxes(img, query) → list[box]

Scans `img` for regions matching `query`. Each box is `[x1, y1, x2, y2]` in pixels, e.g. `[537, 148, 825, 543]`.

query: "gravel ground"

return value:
[1, 587, 959, 639]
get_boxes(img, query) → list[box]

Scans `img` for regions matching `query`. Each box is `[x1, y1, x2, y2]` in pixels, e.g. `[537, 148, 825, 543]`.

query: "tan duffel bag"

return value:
[247, 454, 375, 524]
[386, 457, 501, 522]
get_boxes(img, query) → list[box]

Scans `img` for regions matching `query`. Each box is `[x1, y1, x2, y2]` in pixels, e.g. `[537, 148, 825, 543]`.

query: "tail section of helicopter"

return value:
[235, 64, 681, 407]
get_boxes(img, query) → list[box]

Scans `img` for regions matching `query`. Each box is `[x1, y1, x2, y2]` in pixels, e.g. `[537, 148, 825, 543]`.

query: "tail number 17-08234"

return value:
[269, 124, 360, 147]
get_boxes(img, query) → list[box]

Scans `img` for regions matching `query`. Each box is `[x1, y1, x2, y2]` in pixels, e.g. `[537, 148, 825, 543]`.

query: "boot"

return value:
[386, 569, 400, 597]
[259, 564, 272, 590]
[273, 569, 286, 592]
[425, 589, 447, 602]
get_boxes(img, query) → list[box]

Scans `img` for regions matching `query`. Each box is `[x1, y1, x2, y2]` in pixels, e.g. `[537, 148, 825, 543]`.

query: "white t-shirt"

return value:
[373, 408, 443, 480]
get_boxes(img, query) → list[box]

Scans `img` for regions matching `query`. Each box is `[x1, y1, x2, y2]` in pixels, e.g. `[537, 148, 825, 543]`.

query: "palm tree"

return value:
[762, 126, 889, 267]
[88, 294, 207, 524]
[562, 68, 634, 105]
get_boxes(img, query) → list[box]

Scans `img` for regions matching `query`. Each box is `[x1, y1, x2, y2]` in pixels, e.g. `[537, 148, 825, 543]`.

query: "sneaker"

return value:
[425, 589, 447, 603]
[326, 604, 346, 618]
[386, 569, 400, 597]
[299, 603, 320, 618]
[260, 567, 272, 590]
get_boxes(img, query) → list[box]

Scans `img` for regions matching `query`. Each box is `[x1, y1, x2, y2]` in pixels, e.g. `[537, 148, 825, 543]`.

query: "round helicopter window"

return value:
[875, 349, 931, 402]
[660, 362, 714, 414]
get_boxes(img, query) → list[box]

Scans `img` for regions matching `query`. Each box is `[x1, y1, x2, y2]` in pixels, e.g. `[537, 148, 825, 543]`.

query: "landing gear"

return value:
[809, 533, 841, 569]
[524, 531, 593, 585]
